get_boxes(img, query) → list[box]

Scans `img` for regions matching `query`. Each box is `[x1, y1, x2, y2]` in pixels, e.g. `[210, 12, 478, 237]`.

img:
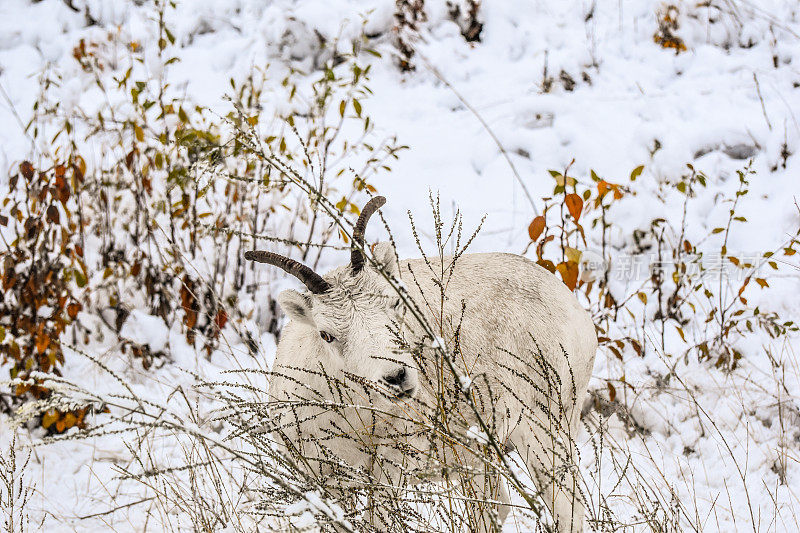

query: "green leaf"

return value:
[353, 99, 362, 117]
[630, 165, 644, 181]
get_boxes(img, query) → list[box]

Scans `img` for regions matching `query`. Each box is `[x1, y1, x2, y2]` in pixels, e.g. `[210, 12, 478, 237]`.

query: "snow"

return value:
[119, 310, 170, 353]
[1, 0, 799, 531]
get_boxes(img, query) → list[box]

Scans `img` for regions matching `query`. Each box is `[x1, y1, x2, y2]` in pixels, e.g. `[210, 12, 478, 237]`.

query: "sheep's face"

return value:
[276, 244, 419, 401]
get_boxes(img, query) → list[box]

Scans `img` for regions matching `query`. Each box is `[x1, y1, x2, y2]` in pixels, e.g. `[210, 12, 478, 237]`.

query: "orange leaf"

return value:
[556, 261, 579, 291]
[67, 302, 82, 319]
[565, 194, 583, 220]
[63, 412, 77, 429]
[35, 333, 50, 354]
[755, 278, 769, 288]
[185, 310, 197, 329]
[528, 216, 546, 241]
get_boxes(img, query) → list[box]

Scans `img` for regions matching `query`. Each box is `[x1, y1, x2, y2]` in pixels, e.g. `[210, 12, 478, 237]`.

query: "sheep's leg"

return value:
[497, 478, 511, 524]
[457, 469, 510, 533]
[511, 425, 584, 533]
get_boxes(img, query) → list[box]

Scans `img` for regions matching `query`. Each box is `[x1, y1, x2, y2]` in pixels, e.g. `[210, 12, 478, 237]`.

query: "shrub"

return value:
[0, 1, 404, 429]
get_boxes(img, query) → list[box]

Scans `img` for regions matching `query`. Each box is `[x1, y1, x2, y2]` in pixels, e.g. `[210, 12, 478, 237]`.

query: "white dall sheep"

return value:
[247, 197, 597, 532]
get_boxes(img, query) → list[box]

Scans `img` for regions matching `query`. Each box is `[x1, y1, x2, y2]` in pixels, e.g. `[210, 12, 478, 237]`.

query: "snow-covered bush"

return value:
[0, 0, 403, 429]
[527, 161, 798, 373]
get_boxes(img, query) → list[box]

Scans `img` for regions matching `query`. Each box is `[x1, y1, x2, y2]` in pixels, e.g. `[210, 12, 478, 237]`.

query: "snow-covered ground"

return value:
[1, 1, 799, 531]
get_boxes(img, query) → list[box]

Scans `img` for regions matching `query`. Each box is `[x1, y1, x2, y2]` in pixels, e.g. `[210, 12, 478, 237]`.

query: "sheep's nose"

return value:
[383, 367, 407, 387]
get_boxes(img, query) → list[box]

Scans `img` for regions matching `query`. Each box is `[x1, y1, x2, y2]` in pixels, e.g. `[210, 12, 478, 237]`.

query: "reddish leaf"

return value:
[528, 216, 546, 241]
[214, 309, 228, 330]
[565, 194, 583, 220]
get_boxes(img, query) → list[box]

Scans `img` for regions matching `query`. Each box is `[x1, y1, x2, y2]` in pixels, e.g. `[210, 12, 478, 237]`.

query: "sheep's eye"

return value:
[320, 331, 335, 343]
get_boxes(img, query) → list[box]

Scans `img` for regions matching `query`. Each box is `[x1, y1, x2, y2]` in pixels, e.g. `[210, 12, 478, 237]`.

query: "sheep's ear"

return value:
[277, 290, 315, 326]
[372, 242, 399, 277]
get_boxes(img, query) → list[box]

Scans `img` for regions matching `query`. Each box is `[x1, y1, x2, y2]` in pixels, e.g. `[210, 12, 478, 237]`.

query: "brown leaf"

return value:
[536, 258, 556, 273]
[67, 302, 82, 319]
[46, 205, 60, 224]
[528, 216, 546, 241]
[608, 382, 617, 402]
[631, 339, 642, 356]
[55, 174, 70, 203]
[755, 278, 769, 288]
[565, 193, 583, 220]
[20, 161, 34, 180]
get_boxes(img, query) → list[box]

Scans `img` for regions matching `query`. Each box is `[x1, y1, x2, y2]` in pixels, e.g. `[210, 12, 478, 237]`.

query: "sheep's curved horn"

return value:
[350, 196, 386, 274]
[245, 251, 331, 294]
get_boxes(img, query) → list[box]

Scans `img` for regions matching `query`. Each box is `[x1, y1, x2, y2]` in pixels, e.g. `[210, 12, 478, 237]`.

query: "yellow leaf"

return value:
[42, 409, 59, 429]
[565, 247, 582, 264]
[134, 124, 144, 142]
